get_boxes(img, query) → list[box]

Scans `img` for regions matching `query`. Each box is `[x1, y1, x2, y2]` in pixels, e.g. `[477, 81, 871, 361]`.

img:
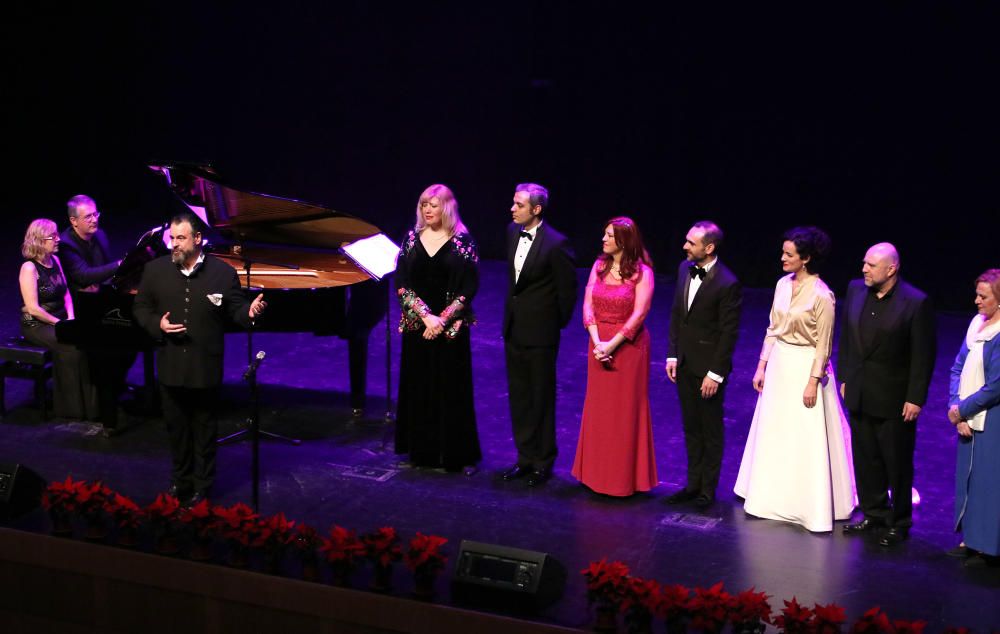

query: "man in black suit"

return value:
[665, 221, 742, 508]
[133, 212, 266, 505]
[838, 242, 935, 546]
[59, 194, 129, 434]
[59, 195, 122, 293]
[501, 183, 578, 487]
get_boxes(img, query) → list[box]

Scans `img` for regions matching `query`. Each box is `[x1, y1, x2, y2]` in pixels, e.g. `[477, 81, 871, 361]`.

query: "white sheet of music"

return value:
[341, 233, 399, 281]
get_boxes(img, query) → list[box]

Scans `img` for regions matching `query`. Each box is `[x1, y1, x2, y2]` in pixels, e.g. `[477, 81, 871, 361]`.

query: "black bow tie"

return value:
[519, 230, 534, 241]
[689, 265, 707, 280]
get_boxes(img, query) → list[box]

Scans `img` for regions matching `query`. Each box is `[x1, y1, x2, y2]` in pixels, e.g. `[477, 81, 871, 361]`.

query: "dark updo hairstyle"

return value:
[782, 226, 831, 275]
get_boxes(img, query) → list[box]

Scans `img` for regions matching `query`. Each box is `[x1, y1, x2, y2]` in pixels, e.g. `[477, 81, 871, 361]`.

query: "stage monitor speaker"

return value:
[451, 540, 566, 614]
[0, 463, 46, 522]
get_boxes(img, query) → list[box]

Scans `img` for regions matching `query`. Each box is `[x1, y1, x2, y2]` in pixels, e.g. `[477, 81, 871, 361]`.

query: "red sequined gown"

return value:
[571, 269, 658, 496]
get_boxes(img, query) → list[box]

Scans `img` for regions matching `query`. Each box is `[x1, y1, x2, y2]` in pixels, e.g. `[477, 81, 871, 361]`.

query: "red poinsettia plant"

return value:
[620, 576, 660, 633]
[290, 523, 321, 561]
[404, 532, 448, 575]
[212, 502, 261, 547]
[145, 492, 182, 524]
[773, 597, 815, 634]
[319, 525, 366, 567]
[41, 475, 88, 513]
[103, 493, 145, 529]
[890, 619, 927, 634]
[73, 480, 113, 519]
[178, 498, 216, 539]
[651, 582, 692, 626]
[687, 582, 733, 632]
[581, 559, 631, 607]
[257, 512, 297, 553]
[811, 602, 847, 634]
[362, 526, 403, 568]
[850, 606, 894, 634]
[729, 587, 772, 632]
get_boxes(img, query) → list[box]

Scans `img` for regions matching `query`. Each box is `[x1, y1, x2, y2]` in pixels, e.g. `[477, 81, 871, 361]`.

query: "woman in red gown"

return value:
[571, 217, 657, 496]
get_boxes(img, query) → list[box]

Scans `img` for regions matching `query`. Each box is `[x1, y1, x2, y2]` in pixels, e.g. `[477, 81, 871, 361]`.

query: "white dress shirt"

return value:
[687, 256, 717, 309]
[669, 256, 724, 384]
[513, 222, 541, 284]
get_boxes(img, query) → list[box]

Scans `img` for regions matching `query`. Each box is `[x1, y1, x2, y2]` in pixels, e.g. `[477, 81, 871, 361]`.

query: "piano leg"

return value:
[348, 331, 369, 416]
[344, 278, 389, 420]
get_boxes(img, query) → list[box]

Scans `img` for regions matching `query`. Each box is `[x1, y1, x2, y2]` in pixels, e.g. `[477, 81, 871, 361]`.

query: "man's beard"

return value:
[171, 249, 186, 265]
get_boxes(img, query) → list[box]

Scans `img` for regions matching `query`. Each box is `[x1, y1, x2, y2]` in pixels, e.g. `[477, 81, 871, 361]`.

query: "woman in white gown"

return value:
[734, 226, 855, 532]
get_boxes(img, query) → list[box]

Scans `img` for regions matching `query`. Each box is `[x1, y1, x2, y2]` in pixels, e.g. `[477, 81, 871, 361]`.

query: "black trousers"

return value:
[676, 365, 726, 497]
[505, 342, 559, 472]
[160, 384, 219, 494]
[847, 410, 916, 528]
[88, 348, 137, 428]
[21, 321, 98, 420]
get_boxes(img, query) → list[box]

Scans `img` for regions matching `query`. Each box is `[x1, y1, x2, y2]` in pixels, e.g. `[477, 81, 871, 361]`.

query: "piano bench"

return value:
[0, 338, 53, 420]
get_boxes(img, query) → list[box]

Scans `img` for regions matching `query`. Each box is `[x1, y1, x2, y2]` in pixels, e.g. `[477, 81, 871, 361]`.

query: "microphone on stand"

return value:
[243, 350, 266, 381]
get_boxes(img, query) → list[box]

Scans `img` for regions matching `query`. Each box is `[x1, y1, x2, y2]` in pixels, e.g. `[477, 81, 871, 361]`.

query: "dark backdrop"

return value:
[6, 2, 997, 308]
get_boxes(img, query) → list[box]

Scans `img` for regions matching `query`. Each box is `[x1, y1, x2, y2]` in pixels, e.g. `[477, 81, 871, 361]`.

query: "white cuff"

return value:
[706, 370, 724, 384]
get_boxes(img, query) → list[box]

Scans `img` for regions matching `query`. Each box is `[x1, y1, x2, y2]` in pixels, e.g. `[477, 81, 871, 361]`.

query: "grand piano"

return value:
[57, 163, 392, 415]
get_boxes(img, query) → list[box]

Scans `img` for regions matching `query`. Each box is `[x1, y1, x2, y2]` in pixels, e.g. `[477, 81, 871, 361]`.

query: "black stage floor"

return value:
[1, 261, 998, 630]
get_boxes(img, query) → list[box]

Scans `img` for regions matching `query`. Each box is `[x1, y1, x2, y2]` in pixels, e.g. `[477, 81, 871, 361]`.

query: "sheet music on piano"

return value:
[340, 234, 399, 281]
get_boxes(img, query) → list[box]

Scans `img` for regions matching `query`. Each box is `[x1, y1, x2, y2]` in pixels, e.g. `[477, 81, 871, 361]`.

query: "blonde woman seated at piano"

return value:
[19, 218, 98, 420]
[395, 184, 481, 475]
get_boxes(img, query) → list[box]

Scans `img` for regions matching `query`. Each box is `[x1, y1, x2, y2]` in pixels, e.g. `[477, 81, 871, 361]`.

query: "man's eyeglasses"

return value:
[74, 212, 100, 222]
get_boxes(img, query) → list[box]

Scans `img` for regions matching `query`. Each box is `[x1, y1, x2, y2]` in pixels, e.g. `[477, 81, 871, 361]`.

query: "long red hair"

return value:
[597, 216, 653, 281]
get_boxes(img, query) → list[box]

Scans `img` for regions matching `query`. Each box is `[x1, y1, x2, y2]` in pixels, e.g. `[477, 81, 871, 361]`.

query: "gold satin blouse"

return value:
[759, 273, 835, 379]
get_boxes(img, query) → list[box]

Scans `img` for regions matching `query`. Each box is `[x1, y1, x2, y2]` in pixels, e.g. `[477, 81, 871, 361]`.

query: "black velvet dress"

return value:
[395, 230, 481, 470]
[20, 258, 98, 419]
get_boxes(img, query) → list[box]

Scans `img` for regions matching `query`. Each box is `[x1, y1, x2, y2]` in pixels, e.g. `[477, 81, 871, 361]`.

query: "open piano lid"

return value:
[149, 162, 384, 288]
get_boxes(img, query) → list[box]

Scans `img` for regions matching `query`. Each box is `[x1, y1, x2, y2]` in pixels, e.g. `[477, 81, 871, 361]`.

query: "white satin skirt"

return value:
[734, 340, 857, 532]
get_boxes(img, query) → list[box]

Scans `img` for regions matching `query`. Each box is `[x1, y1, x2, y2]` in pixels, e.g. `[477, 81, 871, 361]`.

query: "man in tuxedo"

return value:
[59, 194, 129, 435]
[133, 212, 267, 506]
[501, 183, 578, 487]
[839, 242, 935, 546]
[665, 221, 742, 508]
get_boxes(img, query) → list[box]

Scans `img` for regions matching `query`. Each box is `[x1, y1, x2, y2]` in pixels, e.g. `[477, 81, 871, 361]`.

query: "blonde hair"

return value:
[976, 269, 1000, 303]
[413, 184, 468, 235]
[22, 218, 58, 261]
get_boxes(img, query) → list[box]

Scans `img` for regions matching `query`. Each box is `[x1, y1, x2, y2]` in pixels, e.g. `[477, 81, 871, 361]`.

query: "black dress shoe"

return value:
[526, 469, 551, 487]
[501, 465, 530, 481]
[693, 494, 715, 509]
[843, 518, 881, 534]
[878, 527, 909, 547]
[664, 489, 699, 504]
[946, 544, 971, 558]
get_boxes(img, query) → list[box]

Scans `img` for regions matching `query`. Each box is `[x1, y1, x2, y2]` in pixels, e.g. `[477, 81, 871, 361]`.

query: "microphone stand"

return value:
[216, 256, 301, 512]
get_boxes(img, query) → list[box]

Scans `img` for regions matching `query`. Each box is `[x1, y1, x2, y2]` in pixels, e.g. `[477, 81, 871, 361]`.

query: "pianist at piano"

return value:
[132, 212, 267, 506]
[18, 218, 99, 420]
[59, 194, 135, 433]
[59, 195, 122, 294]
